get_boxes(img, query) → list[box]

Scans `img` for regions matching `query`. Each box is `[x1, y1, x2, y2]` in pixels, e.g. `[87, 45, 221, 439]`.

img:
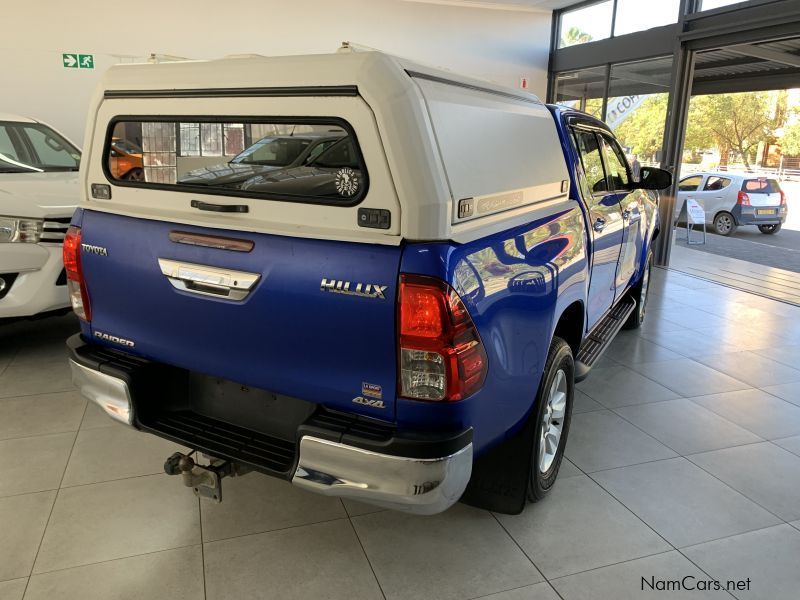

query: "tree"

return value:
[685, 92, 780, 171]
[782, 122, 800, 157]
[560, 27, 592, 47]
[612, 94, 669, 161]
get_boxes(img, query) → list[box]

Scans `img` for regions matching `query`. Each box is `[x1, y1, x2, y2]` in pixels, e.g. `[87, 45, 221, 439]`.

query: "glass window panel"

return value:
[554, 66, 607, 119]
[678, 175, 703, 191]
[614, 0, 680, 36]
[558, 1, 613, 48]
[606, 57, 673, 169]
[600, 135, 631, 190]
[573, 130, 608, 194]
[107, 119, 365, 205]
[699, 0, 746, 11]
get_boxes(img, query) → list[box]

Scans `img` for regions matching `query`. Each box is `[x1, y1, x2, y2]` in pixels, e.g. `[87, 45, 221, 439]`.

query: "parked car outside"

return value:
[109, 137, 144, 181]
[0, 114, 79, 320]
[178, 132, 345, 188]
[674, 171, 787, 235]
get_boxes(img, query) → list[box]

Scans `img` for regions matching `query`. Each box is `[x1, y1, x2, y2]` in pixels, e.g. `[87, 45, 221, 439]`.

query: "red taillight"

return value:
[780, 191, 787, 206]
[398, 275, 487, 402]
[63, 225, 91, 321]
[737, 191, 750, 206]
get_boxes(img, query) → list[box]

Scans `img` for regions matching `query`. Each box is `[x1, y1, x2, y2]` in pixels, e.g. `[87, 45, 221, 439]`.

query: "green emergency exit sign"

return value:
[62, 53, 94, 69]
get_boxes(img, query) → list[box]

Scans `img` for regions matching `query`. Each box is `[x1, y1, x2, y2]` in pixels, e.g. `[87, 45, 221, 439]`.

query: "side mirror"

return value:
[636, 166, 672, 191]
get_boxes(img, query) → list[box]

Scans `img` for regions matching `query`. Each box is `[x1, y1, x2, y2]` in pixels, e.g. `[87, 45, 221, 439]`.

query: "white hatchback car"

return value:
[674, 171, 787, 236]
[0, 114, 80, 320]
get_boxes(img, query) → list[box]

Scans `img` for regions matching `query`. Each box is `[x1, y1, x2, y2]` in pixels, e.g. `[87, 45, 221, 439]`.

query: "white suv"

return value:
[0, 114, 80, 319]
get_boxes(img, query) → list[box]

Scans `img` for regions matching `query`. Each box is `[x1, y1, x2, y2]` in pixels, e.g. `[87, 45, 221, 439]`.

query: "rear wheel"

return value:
[713, 212, 737, 236]
[758, 223, 781, 234]
[528, 337, 574, 502]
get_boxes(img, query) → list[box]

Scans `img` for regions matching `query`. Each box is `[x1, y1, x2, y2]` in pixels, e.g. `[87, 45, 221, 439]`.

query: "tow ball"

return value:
[163, 451, 250, 503]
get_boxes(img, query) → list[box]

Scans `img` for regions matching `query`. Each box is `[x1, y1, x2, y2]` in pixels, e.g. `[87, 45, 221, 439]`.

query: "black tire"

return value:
[528, 336, 574, 502]
[758, 223, 781, 234]
[125, 168, 144, 182]
[623, 249, 653, 330]
[713, 212, 737, 236]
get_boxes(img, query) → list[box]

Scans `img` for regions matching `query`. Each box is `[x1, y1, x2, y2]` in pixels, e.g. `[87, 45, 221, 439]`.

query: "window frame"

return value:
[703, 176, 731, 192]
[598, 133, 632, 191]
[570, 127, 610, 198]
[102, 115, 370, 208]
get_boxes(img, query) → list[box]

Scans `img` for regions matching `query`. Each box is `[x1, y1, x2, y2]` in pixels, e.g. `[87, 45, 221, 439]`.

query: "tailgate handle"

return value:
[191, 200, 249, 213]
[158, 258, 260, 301]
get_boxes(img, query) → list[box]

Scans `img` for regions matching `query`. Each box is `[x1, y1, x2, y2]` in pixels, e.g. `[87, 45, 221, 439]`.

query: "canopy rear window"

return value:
[105, 118, 368, 206]
[742, 178, 781, 194]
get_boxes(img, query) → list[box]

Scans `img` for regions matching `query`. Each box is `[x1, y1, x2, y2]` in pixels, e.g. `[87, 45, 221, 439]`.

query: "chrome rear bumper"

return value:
[68, 355, 472, 515]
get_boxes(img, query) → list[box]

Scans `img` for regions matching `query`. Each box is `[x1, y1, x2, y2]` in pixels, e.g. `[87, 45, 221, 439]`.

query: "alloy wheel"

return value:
[539, 368, 567, 473]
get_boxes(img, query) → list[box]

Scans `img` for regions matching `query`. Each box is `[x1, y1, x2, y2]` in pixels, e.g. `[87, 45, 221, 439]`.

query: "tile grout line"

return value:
[345, 514, 388, 600]
[21, 401, 86, 597]
[198, 497, 207, 600]
[488, 511, 548, 586]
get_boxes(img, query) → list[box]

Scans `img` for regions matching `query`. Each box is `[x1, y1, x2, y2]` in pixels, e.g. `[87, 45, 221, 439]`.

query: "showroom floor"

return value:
[1, 268, 800, 600]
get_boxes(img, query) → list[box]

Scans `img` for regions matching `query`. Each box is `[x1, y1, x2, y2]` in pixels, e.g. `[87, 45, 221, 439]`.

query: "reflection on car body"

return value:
[178, 132, 345, 189]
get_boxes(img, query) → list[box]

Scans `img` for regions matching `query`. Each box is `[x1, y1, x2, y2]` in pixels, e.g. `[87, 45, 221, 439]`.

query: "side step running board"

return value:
[575, 297, 636, 382]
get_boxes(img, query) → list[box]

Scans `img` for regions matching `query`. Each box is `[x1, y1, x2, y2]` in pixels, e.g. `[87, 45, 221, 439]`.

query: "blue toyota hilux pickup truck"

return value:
[65, 48, 671, 515]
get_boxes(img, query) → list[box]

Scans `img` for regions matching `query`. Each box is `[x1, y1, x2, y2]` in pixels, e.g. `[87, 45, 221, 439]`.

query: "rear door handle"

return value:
[593, 217, 606, 232]
[191, 199, 249, 213]
[158, 258, 260, 301]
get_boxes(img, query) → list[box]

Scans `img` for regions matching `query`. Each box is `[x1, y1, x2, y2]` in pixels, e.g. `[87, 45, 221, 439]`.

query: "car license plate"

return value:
[757, 209, 776, 215]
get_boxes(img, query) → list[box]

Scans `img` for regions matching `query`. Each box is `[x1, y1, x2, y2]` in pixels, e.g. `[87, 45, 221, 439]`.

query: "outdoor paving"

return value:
[2, 268, 800, 599]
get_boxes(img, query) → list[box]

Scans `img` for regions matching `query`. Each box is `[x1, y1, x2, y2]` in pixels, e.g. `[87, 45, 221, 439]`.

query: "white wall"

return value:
[1, 0, 552, 143]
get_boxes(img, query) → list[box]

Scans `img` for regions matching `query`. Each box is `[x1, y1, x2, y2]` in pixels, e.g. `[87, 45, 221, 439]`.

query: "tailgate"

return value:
[79, 209, 401, 418]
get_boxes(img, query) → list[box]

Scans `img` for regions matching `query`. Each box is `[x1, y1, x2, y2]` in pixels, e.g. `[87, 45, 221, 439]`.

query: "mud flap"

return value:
[459, 416, 537, 515]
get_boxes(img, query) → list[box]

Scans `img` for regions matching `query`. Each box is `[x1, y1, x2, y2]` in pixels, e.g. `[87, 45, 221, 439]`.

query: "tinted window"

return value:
[703, 176, 730, 191]
[107, 119, 367, 205]
[678, 175, 703, 192]
[742, 178, 781, 194]
[600, 135, 631, 190]
[0, 121, 80, 172]
[573, 130, 607, 194]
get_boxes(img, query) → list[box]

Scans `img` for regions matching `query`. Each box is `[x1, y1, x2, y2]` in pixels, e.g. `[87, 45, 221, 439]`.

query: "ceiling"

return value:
[401, 0, 580, 13]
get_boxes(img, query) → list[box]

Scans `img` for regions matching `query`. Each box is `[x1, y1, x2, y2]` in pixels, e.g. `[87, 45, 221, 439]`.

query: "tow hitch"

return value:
[163, 451, 250, 503]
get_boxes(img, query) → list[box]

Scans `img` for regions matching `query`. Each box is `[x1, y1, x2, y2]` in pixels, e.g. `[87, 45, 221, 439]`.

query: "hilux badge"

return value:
[320, 278, 388, 300]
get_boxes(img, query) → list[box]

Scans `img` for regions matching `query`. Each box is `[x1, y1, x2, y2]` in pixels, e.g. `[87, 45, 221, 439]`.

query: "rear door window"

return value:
[678, 175, 703, 192]
[703, 176, 731, 191]
[106, 118, 368, 205]
[742, 178, 781, 194]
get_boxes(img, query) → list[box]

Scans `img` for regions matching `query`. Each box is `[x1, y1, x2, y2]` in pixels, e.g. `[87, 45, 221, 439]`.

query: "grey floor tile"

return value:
[632, 359, 750, 398]
[34, 474, 200, 573]
[576, 366, 679, 409]
[760, 382, 800, 407]
[0, 578, 26, 600]
[0, 491, 55, 581]
[0, 360, 73, 399]
[691, 389, 800, 440]
[687, 442, 800, 522]
[753, 344, 800, 370]
[9, 342, 68, 367]
[557, 457, 582, 478]
[772, 435, 800, 457]
[565, 410, 676, 473]
[573, 389, 604, 413]
[695, 351, 800, 388]
[0, 433, 75, 497]
[0, 391, 85, 440]
[552, 551, 728, 599]
[353, 504, 541, 600]
[201, 474, 347, 541]
[477, 582, 560, 600]
[343, 498, 386, 517]
[605, 333, 684, 365]
[641, 328, 735, 358]
[204, 519, 381, 600]
[24, 546, 203, 600]
[61, 426, 186, 487]
[496, 476, 670, 579]
[615, 398, 762, 455]
[638, 314, 687, 335]
[79, 403, 115, 430]
[592, 457, 780, 548]
[683, 524, 800, 600]
[791, 521, 800, 531]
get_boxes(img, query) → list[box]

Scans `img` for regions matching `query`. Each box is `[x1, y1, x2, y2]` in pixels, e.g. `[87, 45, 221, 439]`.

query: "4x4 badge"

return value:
[352, 396, 386, 409]
[320, 278, 387, 300]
